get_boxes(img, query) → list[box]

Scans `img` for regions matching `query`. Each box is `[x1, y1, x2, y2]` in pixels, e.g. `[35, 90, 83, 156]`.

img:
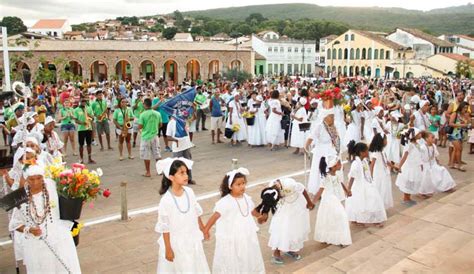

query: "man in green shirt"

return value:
[152, 91, 171, 152]
[132, 92, 145, 147]
[194, 86, 208, 131]
[138, 98, 162, 177]
[91, 90, 113, 151]
[73, 97, 96, 164]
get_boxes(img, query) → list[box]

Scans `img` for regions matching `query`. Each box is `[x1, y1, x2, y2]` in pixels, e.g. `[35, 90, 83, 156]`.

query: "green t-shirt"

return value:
[196, 79, 203, 86]
[132, 100, 145, 119]
[91, 99, 107, 120]
[73, 106, 94, 131]
[4, 107, 13, 121]
[60, 107, 74, 125]
[428, 114, 441, 132]
[113, 107, 133, 126]
[194, 93, 206, 110]
[152, 98, 169, 124]
[138, 109, 162, 141]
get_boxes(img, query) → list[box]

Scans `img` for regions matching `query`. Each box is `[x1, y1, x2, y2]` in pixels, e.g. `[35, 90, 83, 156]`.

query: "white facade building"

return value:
[173, 33, 193, 42]
[28, 19, 71, 39]
[438, 34, 474, 58]
[252, 32, 316, 76]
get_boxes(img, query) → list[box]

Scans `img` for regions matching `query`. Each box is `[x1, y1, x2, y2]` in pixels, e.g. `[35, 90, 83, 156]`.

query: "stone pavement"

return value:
[1, 131, 473, 273]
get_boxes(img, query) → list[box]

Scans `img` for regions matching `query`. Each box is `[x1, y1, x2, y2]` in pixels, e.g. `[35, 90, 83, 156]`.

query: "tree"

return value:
[245, 13, 267, 25]
[224, 69, 252, 84]
[149, 23, 164, 33]
[162, 27, 178, 40]
[173, 10, 184, 22]
[456, 60, 473, 78]
[0, 16, 27, 35]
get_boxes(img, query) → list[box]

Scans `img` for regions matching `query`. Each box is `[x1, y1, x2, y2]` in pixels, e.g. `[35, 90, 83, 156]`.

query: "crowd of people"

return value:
[1, 74, 473, 273]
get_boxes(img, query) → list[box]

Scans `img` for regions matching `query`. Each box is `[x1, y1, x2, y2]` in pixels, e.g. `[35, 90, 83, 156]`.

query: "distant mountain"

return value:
[182, 3, 474, 35]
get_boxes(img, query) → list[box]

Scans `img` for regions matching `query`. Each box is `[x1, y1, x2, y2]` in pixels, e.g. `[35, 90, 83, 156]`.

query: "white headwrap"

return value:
[310, 98, 318, 105]
[374, 106, 384, 115]
[413, 127, 421, 136]
[256, 95, 263, 102]
[226, 167, 250, 189]
[299, 97, 307, 106]
[45, 116, 55, 125]
[319, 108, 335, 120]
[410, 95, 420, 104]
[232, 91, 240, 97]
[404, 104, 411, 111]
[155, 157, 194, 179]
[26, 136, 39, 145]
[326, 154, 340, 172]
[419, 100, 430, 108]
[354, 99, 362, 106]
[24, 164, 45, 178]
[390, 111, 402, 119]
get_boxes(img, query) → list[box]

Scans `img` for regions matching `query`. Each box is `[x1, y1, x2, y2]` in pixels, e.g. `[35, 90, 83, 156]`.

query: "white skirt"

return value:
[157, 237, 210, 274]
[314, 192, 352, 246]
[345, 182, 387, 224]
[386, 136, 401, 164]
[268, 194, 310, 252]
[373, 168, 394, 209]
[225, 115, 247, 141]
[247, 116, 266, 146]
[265, 114, 284, 145]
[395, 165, 422, 195]
[419, 164, 456, 194]
[290, 122, 308, 148]
[344, 123, 361, 147]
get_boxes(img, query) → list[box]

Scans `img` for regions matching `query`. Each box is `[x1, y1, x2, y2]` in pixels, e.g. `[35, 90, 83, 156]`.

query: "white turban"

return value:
[419, 100, 430, 108]
[319, 108, 335, 120]
[390, 111, 402, 119]
[45, 116, 56, 125]
[256, 95, 263, 102]
[232, 91, 240, 97]
[24, 164, 45, 178]
[299, 97, 307, 106]
[26, 136, 39, 145]
[310, 98, 318, 105]
[374, 106, 384, 115]
[326, 154, 340, 170]
[226, 167, 250, 189]
[156, 157, 193, 179]
[410, 95, 420, 104]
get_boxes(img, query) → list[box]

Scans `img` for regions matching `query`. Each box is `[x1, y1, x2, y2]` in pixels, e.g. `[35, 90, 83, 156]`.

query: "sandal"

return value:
[458, 166, 466, 172]
[271, 256, 284, 265]
[284, 252, 302, 261]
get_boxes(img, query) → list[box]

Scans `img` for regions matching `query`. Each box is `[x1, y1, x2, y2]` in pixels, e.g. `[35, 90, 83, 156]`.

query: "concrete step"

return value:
[432, 239, 474, 273]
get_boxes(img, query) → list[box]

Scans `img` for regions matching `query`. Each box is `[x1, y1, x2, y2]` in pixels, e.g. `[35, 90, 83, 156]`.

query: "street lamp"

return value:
[330, 40, 341, 77]
[230, 32, 242, 71]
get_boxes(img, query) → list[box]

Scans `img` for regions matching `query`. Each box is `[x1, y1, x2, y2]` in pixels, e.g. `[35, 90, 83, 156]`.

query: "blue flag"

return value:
[161, 87, 196, 138]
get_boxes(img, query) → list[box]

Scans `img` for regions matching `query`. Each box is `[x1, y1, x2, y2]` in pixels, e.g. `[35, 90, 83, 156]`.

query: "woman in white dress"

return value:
[290, 97, 309, 154]
[345, 141, 387, 226]
[313, 155, 352, 246]
[395, 128, 423, 206]
[155, 158, 210, 274]
[247, 95, 267, 146]
[418, 132, 456, 195]
[369, 133, 395, 209]
[204, 168, 265, 274]
[362, 101, 375, 144]
[308, 99, 319, 131]
[265, 90, 285, 150]
[386, 111, 404, 164]
[266, 178, 314, 264]
[305, 108, 342, 194]
[371, 106, 388, 141]
[42, 116, 64, 160]
[344, 99, 364, 149]
[9, 165, 81, 274]
[225, 92, 247, 145]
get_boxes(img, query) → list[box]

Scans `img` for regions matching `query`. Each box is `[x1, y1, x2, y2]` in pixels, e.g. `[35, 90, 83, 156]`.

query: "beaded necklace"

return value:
[323, 121, 340, 154]
[234, 195, 250, 217]
[169, 188, 190, 214]
[425, 144, 435, 167]
[361, 158, 373, 184]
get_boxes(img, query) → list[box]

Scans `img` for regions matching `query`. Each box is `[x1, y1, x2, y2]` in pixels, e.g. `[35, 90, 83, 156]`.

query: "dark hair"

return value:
[319, 157, 328, 177]
[159, 160, 189, 195]
[456, 101, 468, 114]
[400, 128, 421, 146]
[270, 90, 280, 99]
[421, 131, 433, 140]
[143, 98, 152, 108]
[219, 173, 247, 197]
[369, 133, 387, 152]
[347, 140, 368, 157]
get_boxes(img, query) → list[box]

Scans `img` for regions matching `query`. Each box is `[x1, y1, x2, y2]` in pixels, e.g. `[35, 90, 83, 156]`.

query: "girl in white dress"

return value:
[247, 95, 267, 146]
[266, 178, 314, 264]
[369, 133, 395, 209]
[344, 99, 365, 158]
[187, 105, 197, 142]
[155, 158, 210, 274]
[418, 131, 456, 195]
[386, 111, 405, 164]
[204, 168, 265, 274]
[308, 99, 319, 131]
[313, 155, 352, 246]
[225, 92, 247, 145]
[395, 128, 423, 206]
[371, 106, 388, 140]
[362, 101, 375, 143]
[290, 97, 309, 154]
[265, 90, 285, 149]
[9, 165, 81, 274]
[345, 141, 387, 226]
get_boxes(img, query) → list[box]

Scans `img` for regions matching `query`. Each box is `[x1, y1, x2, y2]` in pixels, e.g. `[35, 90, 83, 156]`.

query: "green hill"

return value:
[182, 3, 474, 35]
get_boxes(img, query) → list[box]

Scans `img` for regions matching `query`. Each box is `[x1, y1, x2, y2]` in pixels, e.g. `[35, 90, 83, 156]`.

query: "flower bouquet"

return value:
[242, 111, 255, 126]
[46, 161, 110, 220]
[315, 86, 344, 108]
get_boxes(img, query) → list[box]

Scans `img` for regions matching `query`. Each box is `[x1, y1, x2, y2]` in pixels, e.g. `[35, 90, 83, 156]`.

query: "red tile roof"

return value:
[31, 19, 67, 29]
[439, 53, 471, 62]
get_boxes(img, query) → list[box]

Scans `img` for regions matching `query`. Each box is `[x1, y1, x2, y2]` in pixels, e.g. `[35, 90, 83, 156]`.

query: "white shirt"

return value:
[166, 118, 193, 152]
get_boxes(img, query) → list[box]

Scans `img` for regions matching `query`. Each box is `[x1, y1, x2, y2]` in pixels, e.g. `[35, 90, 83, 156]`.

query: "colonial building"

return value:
[28, 19, 72, 39]
[173, 33, 193, 42]
[324, 29, 413, 78]
[316, 34, 337, 68]
[0, 40, 254, 84]
[386, 28, 454, 59]
[438, 34, 474, 58]
[252, 31, 316, 76]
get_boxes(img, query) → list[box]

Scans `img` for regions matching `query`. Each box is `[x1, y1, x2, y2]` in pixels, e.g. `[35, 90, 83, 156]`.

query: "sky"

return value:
[1, 0, 472, 26]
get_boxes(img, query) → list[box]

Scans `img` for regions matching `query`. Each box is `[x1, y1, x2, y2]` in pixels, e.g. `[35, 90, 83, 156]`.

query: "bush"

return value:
[224, 69, 252, 84]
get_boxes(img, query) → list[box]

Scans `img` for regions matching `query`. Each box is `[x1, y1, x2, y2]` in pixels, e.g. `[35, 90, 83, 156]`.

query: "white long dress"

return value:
[419, 143, 456, 194]
[8, 179, 81, 274]
[334, 105, 347, 149]
[370, 151, 394, 209]
[386, 121, 404, 164]
[155, 187, 210, 274]
[314, 174, 352, 246]
[307, 123, 340, 194]
[225, 100, 247, 141]
[344, 109, 363, 147]
[265, 99, 285, 145]
[345, 157, 387, 223]
[362, 110, 375, 144]
[290, 107, 309, 149]
[395, 142, 422, 195]
[371, 117, 387, 140]
[268, 179, 310, 252]
[247, 100, 267, 146]
[212, 194, 265, 274]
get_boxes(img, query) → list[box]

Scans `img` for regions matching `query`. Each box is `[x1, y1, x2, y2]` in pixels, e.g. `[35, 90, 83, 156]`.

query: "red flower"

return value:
[103, 189, 111, 198]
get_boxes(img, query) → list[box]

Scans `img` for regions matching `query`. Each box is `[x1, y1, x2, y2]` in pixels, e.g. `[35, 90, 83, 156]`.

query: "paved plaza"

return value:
[1, 128, 473, 273]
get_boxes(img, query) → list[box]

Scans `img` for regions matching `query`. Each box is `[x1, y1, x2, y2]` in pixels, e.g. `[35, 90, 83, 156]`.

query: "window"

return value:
[343, 66, 347, 76]
[345, 34, 349, 41]
[272, 35, 277, 39]
[268, 64, 273, 75]
[350, 48, 354, 60]
[344, 48, 348, 60]
[374, 49, 379, 60]
[368, 48, 372, 60]
[294, 64, 299, 73]
[268, 47, 272, 52]
[398, 52, 401, 58]
[307, 48, 311, 53]
[351, 34, 355, 41]
[280, 47, 284, 52]
[380, 49, 384, 60]
[307, 64, 311, 73]
[327, 50, 331, 60]
[280, 64, 284, 74]
[332, 48, 337, 59]
[274, 64, 278, 74]
[287, 64, 292, 74]
[295, 47, 299, 53]
[274, 47, 278, 52]
[356, 48, 360, 59]
[288, 47, 292, 52]
[386, 51, 390, 59]
[338, 48, 342, 59]
[362, 48, 367, 60]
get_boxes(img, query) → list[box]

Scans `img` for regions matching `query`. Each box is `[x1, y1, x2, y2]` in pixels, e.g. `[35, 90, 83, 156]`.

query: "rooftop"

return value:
[438, 53, 471, 62]
[353, 30, 407, 50]
[398, 28, 454, 48]
[30, 19, 67, 29]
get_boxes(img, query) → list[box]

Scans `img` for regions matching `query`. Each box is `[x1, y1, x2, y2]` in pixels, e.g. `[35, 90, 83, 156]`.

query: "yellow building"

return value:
[325, 30, 413, 78]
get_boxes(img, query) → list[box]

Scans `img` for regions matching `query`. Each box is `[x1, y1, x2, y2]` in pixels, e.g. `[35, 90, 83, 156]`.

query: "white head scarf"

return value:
[226, 167, 249, 189]
[24, 164, 45, 178]
[325, 154, 340, 173]
[419, 100, 430, 108]
[374, 106, 384, 115]
[45, 116, 55, 125]
[156, 157, 194, 179]
[299, 97, 307, 106]
[310, 98, 318, 105]
[354, 99, 362, 106]
[319, 108, 335, 120]
[256, 95, 263, 102]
